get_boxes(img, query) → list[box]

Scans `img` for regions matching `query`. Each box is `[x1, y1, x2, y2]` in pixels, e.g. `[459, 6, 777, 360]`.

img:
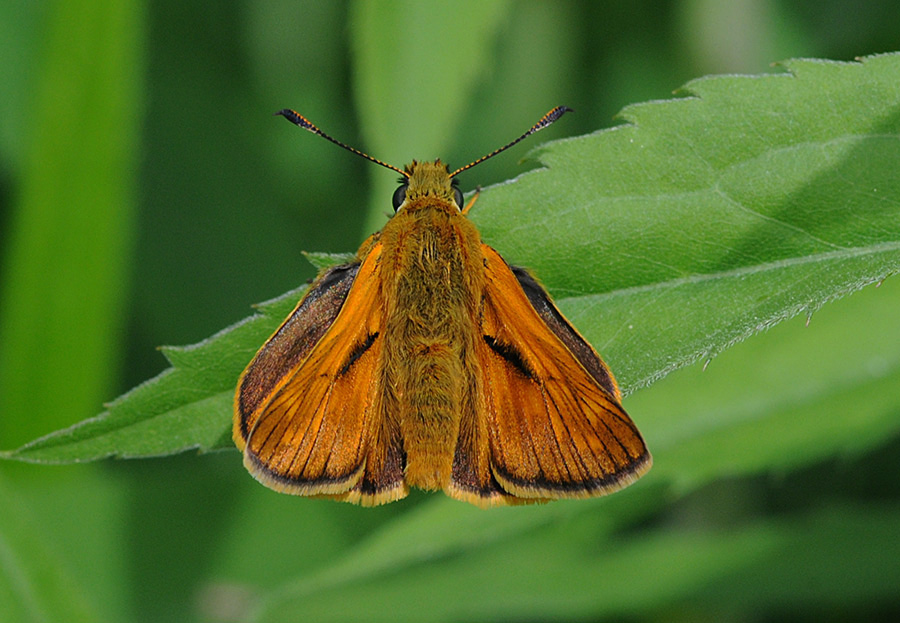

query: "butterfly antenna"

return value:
[450, 106, 573, 178]
[276, 109, 409, 178]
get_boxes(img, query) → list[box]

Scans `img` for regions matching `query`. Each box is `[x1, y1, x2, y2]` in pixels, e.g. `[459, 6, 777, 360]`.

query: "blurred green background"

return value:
[1, 1, 899, 621]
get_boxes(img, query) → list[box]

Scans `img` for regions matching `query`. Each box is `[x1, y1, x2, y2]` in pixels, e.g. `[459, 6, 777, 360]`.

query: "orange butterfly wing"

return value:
[234, 243, 406, 505]
[450, 244, 650, 504]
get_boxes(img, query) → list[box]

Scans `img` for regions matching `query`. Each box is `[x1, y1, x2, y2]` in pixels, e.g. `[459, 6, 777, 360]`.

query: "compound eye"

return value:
[391, 184, 408, 211]
[453, 187, 464, 209]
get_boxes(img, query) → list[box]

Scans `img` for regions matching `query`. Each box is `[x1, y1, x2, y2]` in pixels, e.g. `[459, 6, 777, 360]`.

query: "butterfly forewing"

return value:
[236, 244, 408, 504]
[471, 245, 650, 500]
[235, 262, 360, 442]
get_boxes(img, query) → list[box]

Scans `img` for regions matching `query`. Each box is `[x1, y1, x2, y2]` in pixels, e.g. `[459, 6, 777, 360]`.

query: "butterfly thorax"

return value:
[376, 164, 484, 490]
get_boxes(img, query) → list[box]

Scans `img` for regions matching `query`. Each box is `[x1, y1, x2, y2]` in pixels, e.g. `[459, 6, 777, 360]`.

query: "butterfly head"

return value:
[392, 160, 463, 212]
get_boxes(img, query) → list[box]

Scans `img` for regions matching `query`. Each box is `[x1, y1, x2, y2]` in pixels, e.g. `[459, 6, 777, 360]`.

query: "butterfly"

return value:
[233, 107, 650, 507]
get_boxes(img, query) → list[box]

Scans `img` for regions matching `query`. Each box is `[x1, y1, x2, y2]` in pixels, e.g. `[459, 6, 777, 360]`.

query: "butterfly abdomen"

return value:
[380, 201, 484, 490]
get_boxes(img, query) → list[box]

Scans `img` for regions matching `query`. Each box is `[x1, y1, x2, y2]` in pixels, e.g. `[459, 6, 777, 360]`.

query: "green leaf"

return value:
[302, 251, 357, 271]
[633, 270, 900, 490]
[3, 53, 900, 475]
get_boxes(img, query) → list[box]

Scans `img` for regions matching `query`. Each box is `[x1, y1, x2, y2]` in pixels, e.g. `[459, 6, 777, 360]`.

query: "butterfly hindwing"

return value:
[468, 244, 651, 501]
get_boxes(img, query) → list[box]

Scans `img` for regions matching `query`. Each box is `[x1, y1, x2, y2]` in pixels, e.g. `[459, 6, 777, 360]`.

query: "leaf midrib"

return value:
[559, 239, 900, 304]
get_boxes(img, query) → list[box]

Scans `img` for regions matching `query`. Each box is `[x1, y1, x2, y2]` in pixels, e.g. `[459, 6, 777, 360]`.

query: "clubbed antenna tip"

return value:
[450, 106, 573, 177]
[276, 109, 408, 177]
